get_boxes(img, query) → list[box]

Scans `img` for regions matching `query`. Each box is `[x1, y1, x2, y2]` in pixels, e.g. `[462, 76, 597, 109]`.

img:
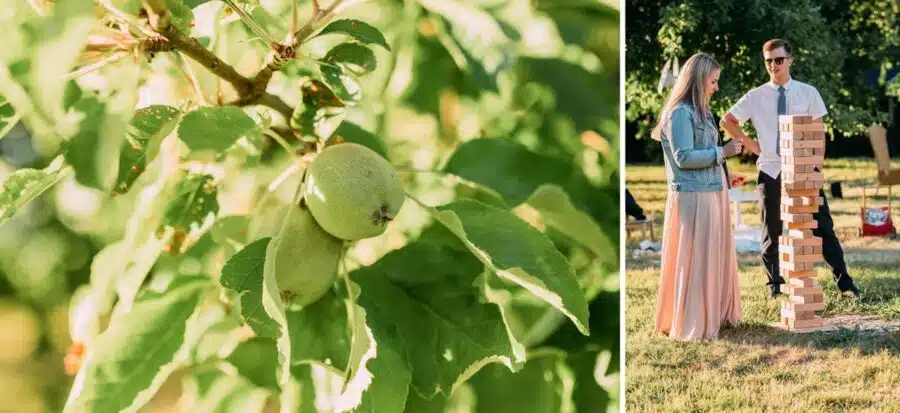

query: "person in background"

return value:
[625, 189, 647, 221]
[652, 52, 743, 341]
[720, 38, 860, 299]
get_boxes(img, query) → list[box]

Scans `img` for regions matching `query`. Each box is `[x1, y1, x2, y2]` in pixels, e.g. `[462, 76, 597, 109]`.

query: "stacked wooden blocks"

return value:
[779, 115, 826, 331]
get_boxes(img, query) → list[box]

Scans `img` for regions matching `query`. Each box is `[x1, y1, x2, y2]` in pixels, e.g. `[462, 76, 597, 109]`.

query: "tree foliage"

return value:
[0, 0, 619, 412]
[626, 0, 899, 141]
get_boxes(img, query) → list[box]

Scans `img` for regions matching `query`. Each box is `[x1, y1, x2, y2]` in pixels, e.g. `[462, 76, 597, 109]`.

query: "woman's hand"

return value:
[729, 174, 746, 188]
[722, 139, 743, 157]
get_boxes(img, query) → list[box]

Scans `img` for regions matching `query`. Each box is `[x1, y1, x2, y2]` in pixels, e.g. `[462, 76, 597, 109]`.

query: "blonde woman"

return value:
[652, 52, 743, 341]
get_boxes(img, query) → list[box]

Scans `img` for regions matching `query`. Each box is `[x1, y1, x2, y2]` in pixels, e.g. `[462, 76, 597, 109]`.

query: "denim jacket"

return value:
[660, 103, 726, 192]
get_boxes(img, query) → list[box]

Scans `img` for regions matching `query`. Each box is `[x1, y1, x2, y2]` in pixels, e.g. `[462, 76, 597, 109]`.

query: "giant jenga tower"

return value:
[778, 115, 826, 331]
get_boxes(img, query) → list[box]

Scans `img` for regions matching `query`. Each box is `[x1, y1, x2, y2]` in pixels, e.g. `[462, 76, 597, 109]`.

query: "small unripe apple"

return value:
[266, 203, 343, 307]
[304, 143, 405, 240]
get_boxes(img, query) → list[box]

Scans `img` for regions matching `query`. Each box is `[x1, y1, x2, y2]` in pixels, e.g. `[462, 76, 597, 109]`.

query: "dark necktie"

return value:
[777, 86, 786, 156]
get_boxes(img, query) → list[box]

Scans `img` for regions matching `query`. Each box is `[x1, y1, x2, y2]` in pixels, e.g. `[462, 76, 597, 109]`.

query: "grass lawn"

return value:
[626, 158, 900, 412]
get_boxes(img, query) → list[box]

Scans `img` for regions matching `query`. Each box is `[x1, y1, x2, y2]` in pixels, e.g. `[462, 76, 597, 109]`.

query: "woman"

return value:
[652, 52, 743, 341]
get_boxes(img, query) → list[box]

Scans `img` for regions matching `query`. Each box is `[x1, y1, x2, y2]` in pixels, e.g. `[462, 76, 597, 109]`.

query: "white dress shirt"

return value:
[727, 77, 828, 178]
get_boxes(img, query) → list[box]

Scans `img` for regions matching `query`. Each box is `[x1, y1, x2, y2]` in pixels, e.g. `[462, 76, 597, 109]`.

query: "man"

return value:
[720, 39, 860, 299]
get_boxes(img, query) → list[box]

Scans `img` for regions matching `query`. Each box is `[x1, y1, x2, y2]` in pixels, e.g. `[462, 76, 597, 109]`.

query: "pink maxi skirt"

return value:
[654, 170, 742, 340]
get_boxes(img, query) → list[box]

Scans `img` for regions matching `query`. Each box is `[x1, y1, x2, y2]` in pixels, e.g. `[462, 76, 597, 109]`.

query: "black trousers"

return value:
[757, 171, 855, 292]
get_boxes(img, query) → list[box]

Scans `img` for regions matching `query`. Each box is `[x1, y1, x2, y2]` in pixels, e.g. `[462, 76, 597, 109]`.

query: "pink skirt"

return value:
[654, 171, 742, 340]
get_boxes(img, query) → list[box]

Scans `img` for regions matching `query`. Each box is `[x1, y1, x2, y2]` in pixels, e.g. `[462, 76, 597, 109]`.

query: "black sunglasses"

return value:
[764, 57, 788, 65]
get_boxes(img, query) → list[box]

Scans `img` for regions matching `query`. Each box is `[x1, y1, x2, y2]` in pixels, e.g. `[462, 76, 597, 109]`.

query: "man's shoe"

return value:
[841, 284, 860, 299]
[770, 289, 783, 299]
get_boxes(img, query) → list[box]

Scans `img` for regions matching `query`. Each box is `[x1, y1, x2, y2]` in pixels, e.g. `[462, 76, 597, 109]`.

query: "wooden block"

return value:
[791, 292, 823, 304]
[784, 284, 822, 295]
[804, 130, 826, 140]
[781, 204, 819, 214]
[782, 163, 822, 174]
[786, 229, 815, 239]
[782, 148, 815, 157]
[781, 213, 813, 222]
[785, 220, 818, 230]
[782, 300, 825, 312]
[781, 260, 815, 271]
[783, 172, 825, 182]
[784, 188, 821, 197]
[792, 123, 826, 133]
[782, 309, 817, 320]
[781, 155, 825, 165]
[790, 277, 816, 287]
[787, 316, 824, 330]
[784, 139, 825, 149]
[779, 236, 822, 247]
[782, 268, 817, 279]
[780, 252, 822, 263]
[781, 196, 823, 207]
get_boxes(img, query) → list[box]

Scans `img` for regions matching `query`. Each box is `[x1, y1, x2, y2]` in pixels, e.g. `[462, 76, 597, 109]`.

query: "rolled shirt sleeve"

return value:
[668, 106, 723, 169]
[727, 92, 754, 123]
[809, 87, 828, 120]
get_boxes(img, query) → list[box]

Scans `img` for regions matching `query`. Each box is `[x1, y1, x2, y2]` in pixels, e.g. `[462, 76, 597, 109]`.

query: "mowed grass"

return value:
[626, 158, 900, 412]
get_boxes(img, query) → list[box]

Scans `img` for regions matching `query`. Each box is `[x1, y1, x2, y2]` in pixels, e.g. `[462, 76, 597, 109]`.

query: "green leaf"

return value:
[469, 351, 575, 413]
[64, 96, 126, 192]
[30, 1, 95, 127]
[315, 19, 391, 51]
[419, 0, 515, 92]
[210, 215, 250, 259]
[159, 173, 219, 241]
[0, 95, 19, 140]
[114, 105, 181, 195]
[177, 106, 257, 152]
[522, 184, 615, 260]
[334, 122, 388, 159]
[324, 43, 377, 75]
[427, 199, 590, 336]
[63, 276, 212, 413]
[284, 365, 325, 413]
[404, 391, 447, 413]
[320, 65, 362, 105]
[220, 238, 280, 338]
[351, 241, 521, 398]
[443, 138, 617, 233]
[290, 79, 346, 142]
[352, 315, 412, 413]
[0, 156, 67, 227]
[182, 365, 272, 413]
[287, 290, 351, 370]
[227, 337, 280, 391]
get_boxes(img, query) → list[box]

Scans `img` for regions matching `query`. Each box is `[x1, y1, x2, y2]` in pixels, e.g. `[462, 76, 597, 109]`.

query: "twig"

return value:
[170, 53, 210, 106]
[221, 0, 278, 46]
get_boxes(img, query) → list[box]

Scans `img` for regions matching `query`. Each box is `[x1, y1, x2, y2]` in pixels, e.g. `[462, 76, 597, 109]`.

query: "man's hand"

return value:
[721, 113, 760, 155]
[729, 174, 746, 188]
[723, 139, 743, 157]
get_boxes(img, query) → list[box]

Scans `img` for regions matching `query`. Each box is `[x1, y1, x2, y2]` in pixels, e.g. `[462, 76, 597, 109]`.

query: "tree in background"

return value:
[626, 0, 899, 147]
[0, 0, 619, 412]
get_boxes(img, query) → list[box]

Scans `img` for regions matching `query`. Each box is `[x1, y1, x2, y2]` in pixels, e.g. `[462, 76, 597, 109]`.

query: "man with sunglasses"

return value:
[720, 39, 861, 299]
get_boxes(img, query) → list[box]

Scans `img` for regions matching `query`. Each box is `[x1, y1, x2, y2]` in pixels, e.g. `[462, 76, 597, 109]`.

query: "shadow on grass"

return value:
[718, 319, 900, 357]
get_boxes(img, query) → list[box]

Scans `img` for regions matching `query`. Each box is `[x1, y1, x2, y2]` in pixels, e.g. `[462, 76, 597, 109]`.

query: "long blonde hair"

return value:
[651, 52, 721, 141]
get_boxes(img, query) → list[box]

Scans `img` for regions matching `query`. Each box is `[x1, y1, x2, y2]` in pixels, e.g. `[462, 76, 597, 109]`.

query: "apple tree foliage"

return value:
[0, 0, 619, 412]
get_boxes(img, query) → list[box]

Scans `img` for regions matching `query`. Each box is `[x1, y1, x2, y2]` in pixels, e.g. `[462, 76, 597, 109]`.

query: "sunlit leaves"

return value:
[220, 238, 280, 338]
[159, 173, 220, 254]
[114, 105, 181, 195]
[0, 156, 67, 227]
[324, 43, 378, 75]
[315, 20, 391, 51]
[290, 79, 346, 142]
[178, 106, 257, 152]
[63, 276, 212, 413]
